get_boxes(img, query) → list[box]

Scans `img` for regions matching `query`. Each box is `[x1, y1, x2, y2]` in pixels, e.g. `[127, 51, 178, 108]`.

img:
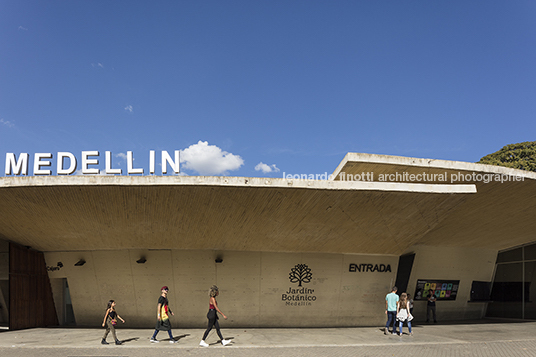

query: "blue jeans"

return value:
[385, 311, 397, 333]
[399, 320, 412, 334]
[152, 329, 173, 340]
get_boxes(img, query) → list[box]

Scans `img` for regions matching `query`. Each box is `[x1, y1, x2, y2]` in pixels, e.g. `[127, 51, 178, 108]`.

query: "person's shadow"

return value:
[118, 337, 139, 344]
[167, 334, 190, 342]
[206, 337, 234, 346]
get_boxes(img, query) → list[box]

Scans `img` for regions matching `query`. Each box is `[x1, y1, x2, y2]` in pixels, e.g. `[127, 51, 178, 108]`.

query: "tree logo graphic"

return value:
[289, 264, 312, 286]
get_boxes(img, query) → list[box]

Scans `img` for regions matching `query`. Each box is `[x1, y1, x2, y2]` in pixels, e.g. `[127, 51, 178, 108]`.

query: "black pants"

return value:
[427, 305, 437, 322]
[202, 309, 223, 341]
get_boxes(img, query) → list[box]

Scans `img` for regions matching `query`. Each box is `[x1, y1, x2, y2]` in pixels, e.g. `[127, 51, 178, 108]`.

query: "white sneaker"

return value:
[169, 339, 177, 344]
[199, 340, 209, 347]
[150, 338, 159, 343]
[221, 339, 231, 346]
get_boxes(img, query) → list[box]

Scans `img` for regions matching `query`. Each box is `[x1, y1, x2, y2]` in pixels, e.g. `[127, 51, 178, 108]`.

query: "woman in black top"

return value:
[199, 285, 231, 347]
[101, 300, 125, 345]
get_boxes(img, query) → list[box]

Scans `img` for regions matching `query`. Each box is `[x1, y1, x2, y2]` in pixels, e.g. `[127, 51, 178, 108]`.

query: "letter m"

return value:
[5, 153, 29, 175]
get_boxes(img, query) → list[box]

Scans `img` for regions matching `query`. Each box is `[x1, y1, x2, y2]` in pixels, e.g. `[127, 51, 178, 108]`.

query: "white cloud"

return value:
[18, 26, 28, 31]
[181, 141, 244, 175]
[255, 162, 280, 173]
[0, 119, 14, 128]
[116, 153, 127, 160]
[124, 105, 133, 113]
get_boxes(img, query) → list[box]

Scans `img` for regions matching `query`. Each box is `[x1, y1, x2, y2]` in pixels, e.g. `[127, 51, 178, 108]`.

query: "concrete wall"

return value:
[404, 245, 497, 322]
[44, 250, 398, 328]
[45, 246, 498, 328]
[49, 279, 65, 325]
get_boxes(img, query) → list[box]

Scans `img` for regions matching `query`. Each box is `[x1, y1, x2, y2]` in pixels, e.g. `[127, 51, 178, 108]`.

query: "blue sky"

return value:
[1, 1, 535, 177]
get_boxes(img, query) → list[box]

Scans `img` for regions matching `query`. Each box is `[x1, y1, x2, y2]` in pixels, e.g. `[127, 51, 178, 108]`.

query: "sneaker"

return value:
[150, 338, 159, 343]
[409, 332, 413, 336]
[101, 339, 109, 345]
[392, 332, 397, 335]
[399, 333, 402, 336]
[115, 340, 122, 345]
[199, 340, 209, 347]
[169, 339, 177, 344]
[384, 327, 388, 335]
[221, 339, 231, 346]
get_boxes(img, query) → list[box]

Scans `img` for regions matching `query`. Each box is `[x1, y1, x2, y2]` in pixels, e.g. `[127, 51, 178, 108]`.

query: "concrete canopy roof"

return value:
[332, 153, 536, 251]
[0, 152, 534, 255]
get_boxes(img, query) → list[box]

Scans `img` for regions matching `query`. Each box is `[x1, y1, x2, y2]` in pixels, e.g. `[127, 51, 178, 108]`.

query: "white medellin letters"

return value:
[57, 152, 77, 175]
[34, 153, 53, 175]
[5, 153, 29, 175]
[127, 151, 143, 174]
[81, 151, 100, 174]
[105, 151, 122, 174]
[162, 150, 180, 174]
[149, 150, 155, 174]
[4, 149, 181, 176]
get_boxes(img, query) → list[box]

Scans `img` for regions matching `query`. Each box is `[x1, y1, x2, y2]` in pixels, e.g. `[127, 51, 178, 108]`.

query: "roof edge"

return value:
[331, 152, 536, 180]
[0, 175, 476, 194]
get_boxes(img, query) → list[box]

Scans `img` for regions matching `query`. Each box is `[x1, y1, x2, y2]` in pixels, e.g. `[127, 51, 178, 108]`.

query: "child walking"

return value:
[199, 285, 231, 347]
[101, 300, 125, 345]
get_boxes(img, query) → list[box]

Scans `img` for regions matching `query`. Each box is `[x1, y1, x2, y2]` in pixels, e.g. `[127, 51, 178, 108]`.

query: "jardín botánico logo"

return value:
[289, 263, 312, 286]
[283, 264, 316, 305]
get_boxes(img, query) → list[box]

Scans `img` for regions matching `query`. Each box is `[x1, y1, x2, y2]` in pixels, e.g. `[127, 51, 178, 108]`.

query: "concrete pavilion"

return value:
[0, 153, 535, 330]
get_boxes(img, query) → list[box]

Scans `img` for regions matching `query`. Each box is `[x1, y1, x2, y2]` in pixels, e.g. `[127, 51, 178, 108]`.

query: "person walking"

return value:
[101, 300, 125, 345]
[426, 289, 438, 323]
[150, 286, 177, 343]
[199, 285, 231, 347]
[384, 286, 399, 335]
[407, 293, 414, 316]
[396, 292, 413, 336]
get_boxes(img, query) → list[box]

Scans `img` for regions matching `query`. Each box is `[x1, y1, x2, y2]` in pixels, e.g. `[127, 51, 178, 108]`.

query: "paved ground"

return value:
[0, 319, 535, 356]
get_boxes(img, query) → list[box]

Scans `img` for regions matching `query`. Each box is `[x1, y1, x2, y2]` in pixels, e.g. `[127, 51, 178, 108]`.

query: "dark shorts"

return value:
[155, 318, 172, 331]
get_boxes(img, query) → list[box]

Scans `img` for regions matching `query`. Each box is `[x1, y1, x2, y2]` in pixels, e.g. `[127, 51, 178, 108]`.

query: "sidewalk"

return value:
[0, 319, 535, 356]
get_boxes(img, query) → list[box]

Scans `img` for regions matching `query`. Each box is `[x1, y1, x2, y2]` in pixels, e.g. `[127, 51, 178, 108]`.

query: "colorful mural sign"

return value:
[414, 279, 460, 301]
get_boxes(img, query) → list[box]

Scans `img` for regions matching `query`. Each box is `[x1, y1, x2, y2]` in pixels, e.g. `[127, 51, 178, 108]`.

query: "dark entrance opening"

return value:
[395, 253, 415, 294]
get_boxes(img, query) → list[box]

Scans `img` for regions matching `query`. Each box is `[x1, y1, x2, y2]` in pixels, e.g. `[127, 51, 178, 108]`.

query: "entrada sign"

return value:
[349, 263, 392, 273]
[4, 151, 180, 176]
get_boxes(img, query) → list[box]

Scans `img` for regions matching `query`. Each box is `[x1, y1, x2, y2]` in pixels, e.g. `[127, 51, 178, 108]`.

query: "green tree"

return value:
[478, 141, 536, 172]
[289, 264, 312, 287]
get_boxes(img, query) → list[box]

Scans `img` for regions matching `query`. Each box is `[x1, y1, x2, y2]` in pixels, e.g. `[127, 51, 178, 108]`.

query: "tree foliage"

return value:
[289, 264, 312, 287]
[478, 141, 536, 172]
